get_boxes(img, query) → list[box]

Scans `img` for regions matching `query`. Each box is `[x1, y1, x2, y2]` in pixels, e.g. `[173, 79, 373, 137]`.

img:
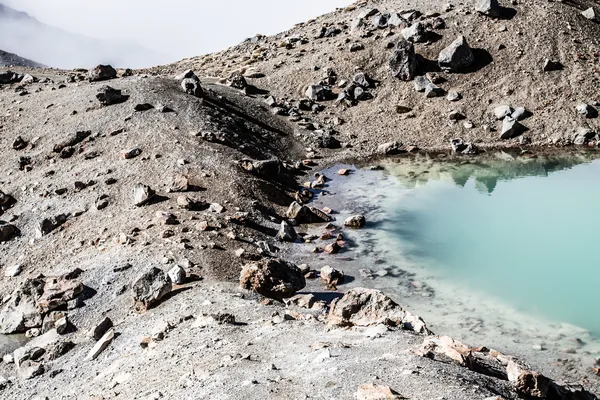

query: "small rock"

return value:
[87, 328, 115, 360]
[447, 91, 461, 101]
[582, 7, 596, 20]
[276, 221, 298, 242]
[92, 317, 113, 341]
[475, 0, 500, 17]
[494, 105, 513, 120]
[88, 65, 117, 82]
[356, 384, 402, 400]
[542, 59, 563, 72]
[132, 268, 172, 310]
[133, 184, 155, 207]
[167, 266, 186, 284]
[389, 40, 418, 81]
[424, 83, 445, 98]
[96, 86, 125, 105]
[377, 141, 402, 155]
[345, 215, 366, 228]
[501, 117, 525, 139]
[320, 266, 345, 288]
[239, 258, 306, 301]
[4, 264, 21, 277]
[438, 36, 475, 72]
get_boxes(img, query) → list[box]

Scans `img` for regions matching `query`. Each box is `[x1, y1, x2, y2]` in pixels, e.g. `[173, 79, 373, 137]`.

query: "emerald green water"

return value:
[383, 155, 600, 336]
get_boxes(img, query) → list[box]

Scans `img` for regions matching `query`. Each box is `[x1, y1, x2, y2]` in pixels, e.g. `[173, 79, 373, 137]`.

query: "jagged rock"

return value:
[87, 328, 115, 360]
[167, 266, 186, 284]
[96, 86, 125, 105]
[377, 141, 402, 155]
[88, 65, 117, 82]
[91, 317, 113, 341]
[447, 90, 461, 101]
[180, 71, 204, 98]
[475, 0, 500, 17]
[12, 136, 27, 150]
[170, 174, 189, 192]
[155, 211, 177, 225]
[501, 117, 525, 139]
[353, 72, 372, 88]
[0, 190, 17, 215]
[305, 85, 332, 101]
[320, 266, 345, 288]
[582, 7, 596, 20]
[425, 83, 445, 98]
[438, 36, 475, 72]
[133, 184, 155, 207]
[357, 384, 402, 400]
[239, 159, 282, 176]
[308, 207, 333, 223]
[0, 224, 18, 242]
[276, 221, 297, 242]
[0, 70, 23, 84]
[132, 268, 172, 310]
[120, 148, 141, 159]
[511, 107, 531, 121]
[17, 360, 44, 380]
[388, 13, 407, 27]
[228, 71, 247, 90]
[285, 294, 316, 309]
[35, 214, 68, 238]
[389, 40, 418, 81]
[286, 201, 307, 220]
[576, 104, 598, 118]
[494, 105, 513, 120]
[324, 242, 341, 254]
[52, 130, 91, 153]
[345, 215, 366, 228]
[401, 22, 426, 43]
[573, 127, 597, 145]
[4, 264, 21, 277]
[0, 279, 44, 334]
[413, 76, 430, 92]
[37, 274, 84, 314]
[328, 288, 430, 333]
[542, 59, 563, 72]
[349, 43, 364, 52]
[239, 258, 306, 301]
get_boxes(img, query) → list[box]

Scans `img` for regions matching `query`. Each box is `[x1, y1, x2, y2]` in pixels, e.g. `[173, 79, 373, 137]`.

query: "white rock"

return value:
[167, 265, 186, 284]
[87, 328, 115, 360]
[4, 265, 21, 277]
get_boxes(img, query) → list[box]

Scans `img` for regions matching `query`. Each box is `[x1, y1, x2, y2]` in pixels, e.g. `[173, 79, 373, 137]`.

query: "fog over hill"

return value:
[0, 3, 168, 68]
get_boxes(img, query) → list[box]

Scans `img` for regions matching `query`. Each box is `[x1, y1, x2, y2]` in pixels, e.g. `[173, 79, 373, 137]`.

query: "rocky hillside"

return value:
[0, 49, 44, 68]
[152, 0, 600, 156]
[0, 0, 599, 399]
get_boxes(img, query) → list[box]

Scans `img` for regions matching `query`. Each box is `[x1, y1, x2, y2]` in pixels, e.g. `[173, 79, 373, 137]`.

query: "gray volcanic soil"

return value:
[0, 0, 600, 398]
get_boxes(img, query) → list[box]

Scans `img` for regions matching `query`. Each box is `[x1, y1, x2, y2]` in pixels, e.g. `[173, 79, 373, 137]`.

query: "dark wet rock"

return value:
[320, 266, 345, 288]
[96, 86, 125, 106]
[389, 40, 418, 81]
[88, 65, 117, 82]
[328, 288, 430, 333]
[345, 215, 366, 228]
[276, 221, 297, 242]
[91, 317, 114, 341]
[133, 184, 155, 207]
[475, 0, 500, 17]
[36, 214, 68, 238]
[438, 36, 475, 72]
[239, 258, 306, 301]
[501, 117, 526, 139]
[132, 268, 172, 310]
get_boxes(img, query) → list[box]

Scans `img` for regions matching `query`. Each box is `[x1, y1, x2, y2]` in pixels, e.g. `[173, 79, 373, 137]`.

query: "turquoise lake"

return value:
[382, 155, 600, 336]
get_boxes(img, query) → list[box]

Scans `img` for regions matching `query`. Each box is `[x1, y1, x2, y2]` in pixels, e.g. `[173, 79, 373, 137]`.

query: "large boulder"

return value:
[179, 70, 204, 98]
[96, 86, 125, 105]
[88, 65, 117, 82]
[328, 288, 431, 333]
[475, 0, 500, 17]
[37, 275, 84, 313]
[389, 40, 418, 81]
[239, 258, 306, 301]
[438, 36, 475, 72]
[0, 223, 19, 242]
[132, 268, 172, 310]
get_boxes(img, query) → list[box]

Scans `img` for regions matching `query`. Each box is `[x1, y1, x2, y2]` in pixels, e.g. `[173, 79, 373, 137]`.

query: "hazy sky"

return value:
[3, 0, 353, 62]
